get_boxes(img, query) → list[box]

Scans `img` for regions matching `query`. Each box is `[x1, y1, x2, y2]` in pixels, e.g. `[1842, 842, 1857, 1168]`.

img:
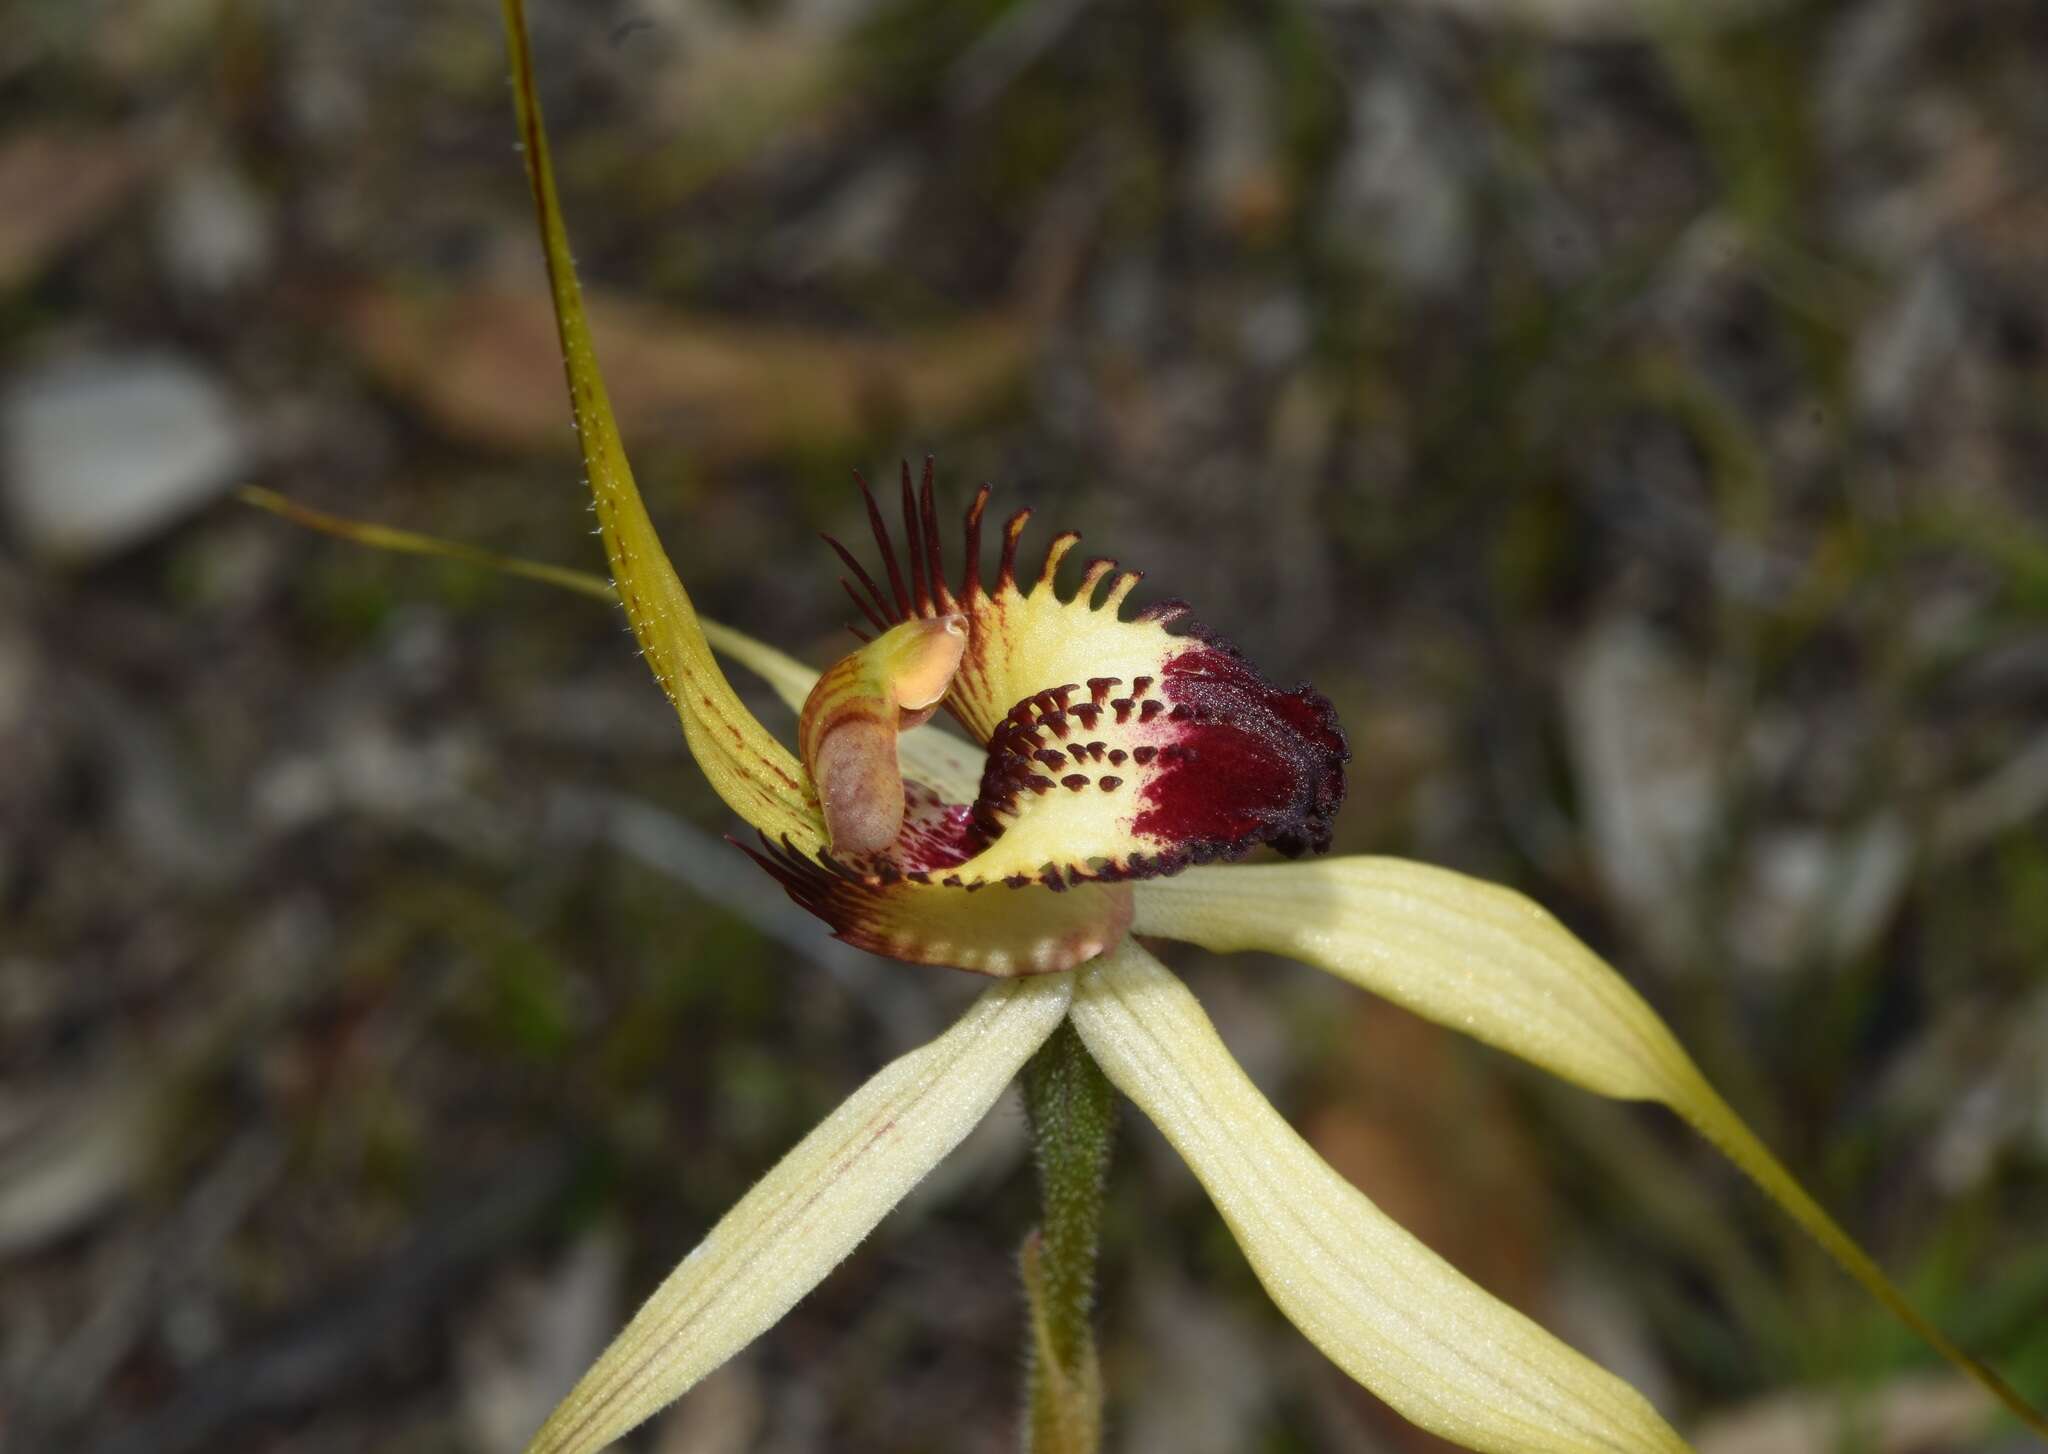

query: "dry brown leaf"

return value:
[0, 128, 150, 290]
[329, 279, 1037, 462]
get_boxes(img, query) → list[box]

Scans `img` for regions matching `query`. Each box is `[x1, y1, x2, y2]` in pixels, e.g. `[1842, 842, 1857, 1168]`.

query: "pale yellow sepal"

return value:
[524, 972, 1074, 1454]
[1068, 943, 1690, 1454]
[1131, 859, 1693, 1101]
[1131, 859, 2048, 1438]
[501, 0, 822, 853]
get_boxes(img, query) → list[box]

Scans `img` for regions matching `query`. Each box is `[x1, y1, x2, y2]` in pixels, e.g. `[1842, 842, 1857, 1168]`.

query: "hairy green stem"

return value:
[1019, 1018, 1116, 1454]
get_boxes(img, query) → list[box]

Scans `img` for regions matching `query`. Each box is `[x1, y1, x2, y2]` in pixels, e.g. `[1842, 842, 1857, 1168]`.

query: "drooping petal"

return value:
[501, 0, 823, 852]
[1068, 944, 1690, 1454]
[525, 972, 1075, 1454]
[1132, 858, 2048, 1437]
[823, 465, 1348, 889]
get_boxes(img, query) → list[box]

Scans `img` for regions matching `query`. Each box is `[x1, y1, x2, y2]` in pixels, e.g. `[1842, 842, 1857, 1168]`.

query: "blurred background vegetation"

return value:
[3, 0, 2046, 1450]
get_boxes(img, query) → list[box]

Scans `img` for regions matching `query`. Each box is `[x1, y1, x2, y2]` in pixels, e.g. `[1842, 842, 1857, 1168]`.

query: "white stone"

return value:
[2, 350, 249, 561]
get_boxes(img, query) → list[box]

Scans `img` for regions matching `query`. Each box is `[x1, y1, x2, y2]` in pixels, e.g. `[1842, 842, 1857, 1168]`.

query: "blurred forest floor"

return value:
[2, 0, 2047, 1450]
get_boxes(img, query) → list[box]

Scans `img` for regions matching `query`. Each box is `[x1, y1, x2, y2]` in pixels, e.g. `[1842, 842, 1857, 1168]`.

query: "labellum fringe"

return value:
[787, 461, 1349, 900]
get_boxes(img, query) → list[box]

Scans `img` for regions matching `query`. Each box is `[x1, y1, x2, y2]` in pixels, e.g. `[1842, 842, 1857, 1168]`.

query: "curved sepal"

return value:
[501, 0, 823, 852]
[522, 973, 1074, 1454]
[1068, 944, 1692, 1454]
[1132, 858, 2048, 1438]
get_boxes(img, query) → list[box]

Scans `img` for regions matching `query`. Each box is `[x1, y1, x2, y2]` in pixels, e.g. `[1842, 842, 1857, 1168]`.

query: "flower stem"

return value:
[1019, 1018, 1116, 1454]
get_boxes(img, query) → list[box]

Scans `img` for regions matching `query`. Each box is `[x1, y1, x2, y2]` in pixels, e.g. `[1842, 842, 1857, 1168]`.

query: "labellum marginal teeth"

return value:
[797, 461, 1348, 892]
[963, 639, 1349, 882]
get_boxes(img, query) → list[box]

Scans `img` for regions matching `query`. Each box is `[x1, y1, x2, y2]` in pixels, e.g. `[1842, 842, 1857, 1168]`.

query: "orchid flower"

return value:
[257, 4, 2048, 1451]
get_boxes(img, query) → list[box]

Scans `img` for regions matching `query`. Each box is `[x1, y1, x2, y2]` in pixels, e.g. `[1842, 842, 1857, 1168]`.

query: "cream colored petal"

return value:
[525, 973, 1074, 1454]
[1069, 944, 1689, 1454]
[1131, 859, 2048, 1438]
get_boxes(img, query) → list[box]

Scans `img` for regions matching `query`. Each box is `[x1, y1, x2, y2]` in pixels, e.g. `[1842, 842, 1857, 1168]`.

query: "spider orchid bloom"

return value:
[328, 7, 2044, 1453]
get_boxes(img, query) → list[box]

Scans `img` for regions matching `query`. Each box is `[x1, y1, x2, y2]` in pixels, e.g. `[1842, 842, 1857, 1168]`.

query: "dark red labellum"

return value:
[1132, 643, 1348, 862]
